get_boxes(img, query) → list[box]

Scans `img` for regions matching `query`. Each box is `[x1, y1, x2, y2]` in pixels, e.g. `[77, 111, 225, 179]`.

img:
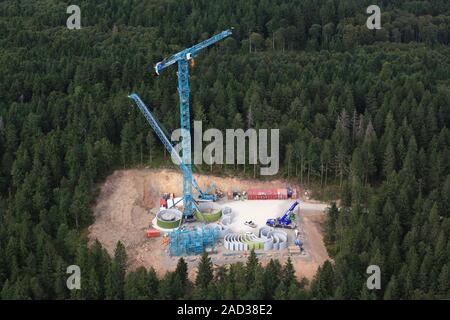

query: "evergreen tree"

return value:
[263, 259, 282, 299]
[105, 242, 127, 300]
[195, 252, 213, 298]
[282, 257, 296, 288]
[245, 249, 259, 289]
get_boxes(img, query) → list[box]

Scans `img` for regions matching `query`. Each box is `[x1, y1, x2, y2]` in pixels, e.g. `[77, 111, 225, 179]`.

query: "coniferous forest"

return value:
[0, 0, 449, 300]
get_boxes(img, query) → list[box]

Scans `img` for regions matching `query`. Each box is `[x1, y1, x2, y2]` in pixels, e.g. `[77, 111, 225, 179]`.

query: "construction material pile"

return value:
[223, 227, 288, 251]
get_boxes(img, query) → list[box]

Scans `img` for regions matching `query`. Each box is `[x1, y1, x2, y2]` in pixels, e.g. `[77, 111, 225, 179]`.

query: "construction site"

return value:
[88, 29, 330, 280]
[89, 169, 329, 280]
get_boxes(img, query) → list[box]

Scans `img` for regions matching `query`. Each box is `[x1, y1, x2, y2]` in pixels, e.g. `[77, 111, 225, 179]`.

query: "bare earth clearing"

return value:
[88, 169, 331, 280]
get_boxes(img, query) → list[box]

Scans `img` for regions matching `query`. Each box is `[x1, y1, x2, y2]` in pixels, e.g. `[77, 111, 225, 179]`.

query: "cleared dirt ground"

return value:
[88, 168, 330, 280]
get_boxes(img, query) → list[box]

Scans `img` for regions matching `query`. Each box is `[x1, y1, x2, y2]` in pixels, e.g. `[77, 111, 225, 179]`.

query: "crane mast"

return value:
[152, 28, 233, 218]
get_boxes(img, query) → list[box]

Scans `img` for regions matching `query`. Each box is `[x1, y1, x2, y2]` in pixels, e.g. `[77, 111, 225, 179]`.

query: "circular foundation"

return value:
[156, 208, 183, 229]
[195, 202, 223, 222]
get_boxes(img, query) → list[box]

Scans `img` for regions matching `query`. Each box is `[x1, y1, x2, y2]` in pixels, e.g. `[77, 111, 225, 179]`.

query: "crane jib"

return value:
[289, 201, 299, 212]
[155, 29, 233, 75]
[127, 94, 203, 194]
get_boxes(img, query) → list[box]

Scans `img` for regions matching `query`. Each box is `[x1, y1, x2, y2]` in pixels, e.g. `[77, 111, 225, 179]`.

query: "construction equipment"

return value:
[232, 190, 247, 201]
[244, 221, 257, 228]
[266, 201, 300, 229]
[197, 183, 217, 202]
[199, 182, 224, 201]
[129, 94, 218, 214]
[152, 28, 233, 218]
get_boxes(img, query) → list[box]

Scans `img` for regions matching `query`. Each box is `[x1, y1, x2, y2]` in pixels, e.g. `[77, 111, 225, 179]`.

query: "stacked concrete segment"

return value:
[224, 228, 288, 251]
[260, 227, 288, 250]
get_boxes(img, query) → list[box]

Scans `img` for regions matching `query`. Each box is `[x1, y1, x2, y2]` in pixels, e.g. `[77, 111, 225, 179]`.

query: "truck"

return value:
[266, 201, 299, 229]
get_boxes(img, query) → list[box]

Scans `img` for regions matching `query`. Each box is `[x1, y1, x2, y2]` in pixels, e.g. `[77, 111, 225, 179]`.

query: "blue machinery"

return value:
[266, 201, 300, 229]
[128, 94, 205, 199]
[168, 226, 220, 256]
[129, 28, 233, 218]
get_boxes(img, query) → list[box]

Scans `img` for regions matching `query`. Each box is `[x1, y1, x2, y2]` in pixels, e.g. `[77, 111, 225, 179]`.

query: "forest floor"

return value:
[88, 168, 330, 281]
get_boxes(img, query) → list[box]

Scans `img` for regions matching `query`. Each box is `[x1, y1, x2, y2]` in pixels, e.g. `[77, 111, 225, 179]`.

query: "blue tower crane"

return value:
[153, 28, 233, 218]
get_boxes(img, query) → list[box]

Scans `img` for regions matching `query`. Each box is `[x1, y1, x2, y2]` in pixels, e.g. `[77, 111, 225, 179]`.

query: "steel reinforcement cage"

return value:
[168, 226, 220, 256]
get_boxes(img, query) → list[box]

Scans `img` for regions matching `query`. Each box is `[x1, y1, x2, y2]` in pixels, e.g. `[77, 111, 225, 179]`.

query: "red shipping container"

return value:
[277, 188, 288, 200]
[247, 188, 282, 200]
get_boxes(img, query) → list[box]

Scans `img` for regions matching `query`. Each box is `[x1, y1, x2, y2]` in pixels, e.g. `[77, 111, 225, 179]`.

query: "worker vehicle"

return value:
[244, 221, 257, 228]
[266, 201, 299, 229]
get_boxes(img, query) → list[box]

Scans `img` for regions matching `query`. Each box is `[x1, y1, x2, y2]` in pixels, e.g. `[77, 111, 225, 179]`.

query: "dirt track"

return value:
[88, 169, 330, 280]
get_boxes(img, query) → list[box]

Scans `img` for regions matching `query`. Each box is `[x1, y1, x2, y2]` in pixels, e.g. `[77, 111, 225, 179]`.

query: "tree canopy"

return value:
[0, 0, 449, 300]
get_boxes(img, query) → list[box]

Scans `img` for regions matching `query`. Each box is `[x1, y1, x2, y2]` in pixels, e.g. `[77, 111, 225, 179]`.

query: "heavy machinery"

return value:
[130, 28, 232, 218]
[199, 182, 224, 202]
[152, 28, 233, 217]
[266, 201, 300, 229]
